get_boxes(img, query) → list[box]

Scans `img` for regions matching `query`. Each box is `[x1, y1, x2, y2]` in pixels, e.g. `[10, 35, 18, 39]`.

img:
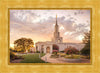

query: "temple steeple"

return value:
[55, 14, 59, 35]
[52, 15, 63, 43]
[56, 14, 57, 25]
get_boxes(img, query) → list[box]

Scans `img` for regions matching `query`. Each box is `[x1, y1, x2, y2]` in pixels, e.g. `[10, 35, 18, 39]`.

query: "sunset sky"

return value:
[10, 10, 90, 48]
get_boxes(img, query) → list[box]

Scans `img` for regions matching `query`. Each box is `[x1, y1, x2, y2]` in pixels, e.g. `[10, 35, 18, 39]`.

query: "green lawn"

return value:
[20, 53, 46, 63]
[64, 54, 90, 59]
[65, 55, 80, 59]
[50, 54, 59, 58]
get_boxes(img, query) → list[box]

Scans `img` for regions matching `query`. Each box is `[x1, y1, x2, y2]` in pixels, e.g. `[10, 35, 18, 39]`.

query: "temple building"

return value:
[35, 15, 85, 53]
[52, 15, 63, 43]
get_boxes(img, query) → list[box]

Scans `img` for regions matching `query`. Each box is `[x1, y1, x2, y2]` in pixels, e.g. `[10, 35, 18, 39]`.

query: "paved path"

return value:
[41, 54, 90, 63]
[41, 53, 67, 63]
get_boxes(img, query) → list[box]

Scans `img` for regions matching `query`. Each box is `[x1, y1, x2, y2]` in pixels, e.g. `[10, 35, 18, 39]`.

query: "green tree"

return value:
[14, 38, 34, 52]
[81, 31, 90, 56]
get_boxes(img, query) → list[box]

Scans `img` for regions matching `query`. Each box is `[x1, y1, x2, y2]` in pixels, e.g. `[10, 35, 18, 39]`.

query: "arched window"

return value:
[46, 46, 50, 53]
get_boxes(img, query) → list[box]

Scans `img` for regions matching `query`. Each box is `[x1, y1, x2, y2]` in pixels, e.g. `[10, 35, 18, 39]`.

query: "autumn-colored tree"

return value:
[64, 46, 79, 55]
[14, 38, 34, 52]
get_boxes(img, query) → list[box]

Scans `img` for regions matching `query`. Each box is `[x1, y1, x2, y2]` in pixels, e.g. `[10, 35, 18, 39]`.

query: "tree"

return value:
[83, 31, 90, 44]
[64, 46, 79, 55]
[81, 31, 90, 56]
[14, 38, 34, 52]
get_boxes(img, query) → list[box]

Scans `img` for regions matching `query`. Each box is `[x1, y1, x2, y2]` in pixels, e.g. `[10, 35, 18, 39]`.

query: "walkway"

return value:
[41, 54, 90, 63]
[41, 53, 67, 63]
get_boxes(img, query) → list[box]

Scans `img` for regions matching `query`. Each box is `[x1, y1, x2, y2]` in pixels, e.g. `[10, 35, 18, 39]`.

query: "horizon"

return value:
[10, 10, 90, 48]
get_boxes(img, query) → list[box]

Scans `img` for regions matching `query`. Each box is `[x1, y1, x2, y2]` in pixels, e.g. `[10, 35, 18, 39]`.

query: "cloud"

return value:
[10, 10, 40, 24]
[10, 10, 90, 44]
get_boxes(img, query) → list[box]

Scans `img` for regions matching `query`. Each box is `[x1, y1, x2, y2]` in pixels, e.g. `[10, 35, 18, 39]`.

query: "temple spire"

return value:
[52, 14, 63, 43]
[55, 14, 58, 33]
[56, 14, 57, 25]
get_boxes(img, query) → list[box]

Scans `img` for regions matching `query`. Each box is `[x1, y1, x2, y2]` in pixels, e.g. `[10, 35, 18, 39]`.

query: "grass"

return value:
[50, 54, 59, 58]
[51, 53, 89, 59]
[20, 53, 46, 63]
[51, 53, 80, 59]
[80, 55, 90, 59]
[58, 53, 66, 57]
[65, 54, 90, 59]
[65, 55, 80, 59]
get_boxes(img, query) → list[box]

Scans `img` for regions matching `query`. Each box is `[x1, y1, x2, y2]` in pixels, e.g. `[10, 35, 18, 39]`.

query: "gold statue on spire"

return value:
[56, 14, 57, 19]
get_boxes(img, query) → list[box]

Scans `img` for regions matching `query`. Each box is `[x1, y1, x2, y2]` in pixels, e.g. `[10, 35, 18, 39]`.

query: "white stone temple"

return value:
[35, 15, 85, 53]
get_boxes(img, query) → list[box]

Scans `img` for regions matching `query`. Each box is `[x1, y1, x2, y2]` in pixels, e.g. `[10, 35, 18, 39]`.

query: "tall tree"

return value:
[81, 31, 90, 56]
[14, 38, 34, 52]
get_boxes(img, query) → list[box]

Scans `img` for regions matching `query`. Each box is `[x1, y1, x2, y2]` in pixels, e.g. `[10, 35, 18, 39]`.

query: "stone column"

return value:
[50, 45, 53, 54]
[44, 46, 46, 53]
[38, 45, 41, 52]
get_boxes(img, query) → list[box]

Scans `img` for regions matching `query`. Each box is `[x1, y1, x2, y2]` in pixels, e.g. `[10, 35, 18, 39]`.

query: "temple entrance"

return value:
[46, 47, 50, 53]
[53, 44, 59, 51]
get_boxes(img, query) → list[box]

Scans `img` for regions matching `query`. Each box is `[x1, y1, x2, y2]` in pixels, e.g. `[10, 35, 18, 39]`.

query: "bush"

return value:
[52, 50, 58, 55]
[10, 51, 16, 60]
[64, 46, 79, 55]
[36, 51, 40, 53]
[81, 47, 90, 56]
[10, 51, 23, 60]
